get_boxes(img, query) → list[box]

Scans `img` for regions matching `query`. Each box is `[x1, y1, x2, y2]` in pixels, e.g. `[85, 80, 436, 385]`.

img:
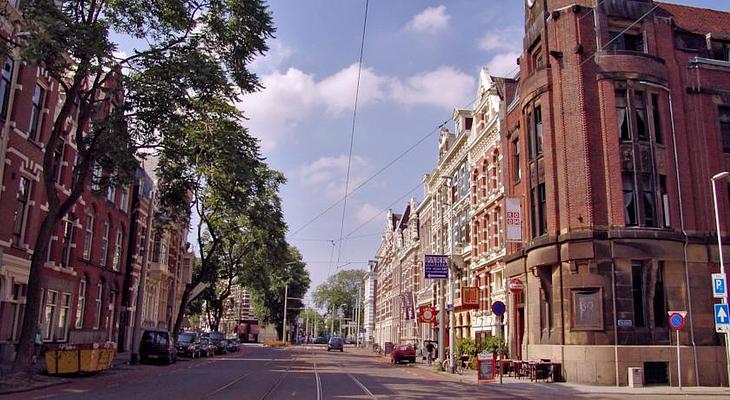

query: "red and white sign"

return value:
[505, 197, 522, 242]
[509, 278, 524, 292]
[418, 306, 437, 324]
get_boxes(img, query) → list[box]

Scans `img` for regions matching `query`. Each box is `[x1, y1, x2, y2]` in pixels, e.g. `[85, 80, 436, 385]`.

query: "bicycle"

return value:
[441, 353, 469, 374]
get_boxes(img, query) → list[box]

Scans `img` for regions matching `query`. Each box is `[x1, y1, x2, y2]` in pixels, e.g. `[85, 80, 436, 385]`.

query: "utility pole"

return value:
[282, 285, 288, 342]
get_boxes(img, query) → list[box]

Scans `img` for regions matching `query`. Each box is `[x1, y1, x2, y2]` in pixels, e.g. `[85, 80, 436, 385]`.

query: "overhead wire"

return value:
[333, 0, 370, 278]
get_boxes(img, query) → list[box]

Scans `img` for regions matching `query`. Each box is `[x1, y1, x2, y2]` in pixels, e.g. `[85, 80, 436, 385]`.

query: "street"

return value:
[7, 344, 724, 400]
[5, 344, 514, 400]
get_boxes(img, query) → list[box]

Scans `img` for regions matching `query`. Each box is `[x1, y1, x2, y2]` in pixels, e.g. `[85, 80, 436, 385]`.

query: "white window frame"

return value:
[29, 82, 45, 141]
[75, 279, 86, 329]
[120, 186, 129, 212]
[12, 176, 31, 245]
[100, 222, 110, 266]
[61, 217, 74, 268]
[106, 186, 115, 203]
[56, 293, 71, 341]
[43, 290, 58, 341]
[83, 210, 94, 260]
[94, 283, 103, 329]
[112, 230, 123, 271]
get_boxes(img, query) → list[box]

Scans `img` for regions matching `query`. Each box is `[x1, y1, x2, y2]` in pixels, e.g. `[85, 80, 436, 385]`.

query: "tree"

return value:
[249, 247, 310, 339]
[312, 269, 366, 331]
[6, 0, 275, 373]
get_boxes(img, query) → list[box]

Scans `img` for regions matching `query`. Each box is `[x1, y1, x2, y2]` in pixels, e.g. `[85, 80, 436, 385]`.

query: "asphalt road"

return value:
[10, 344, 718, 400]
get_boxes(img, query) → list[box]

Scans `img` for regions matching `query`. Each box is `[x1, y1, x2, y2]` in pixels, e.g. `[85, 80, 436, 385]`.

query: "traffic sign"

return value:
[713, 273, 727, 298]
[715, 304, 730, 332]
[509, 278, 524, 292]
[424, 255, 449, 279]
[667, 311, 686, 330]
[491, 301, 506, 316]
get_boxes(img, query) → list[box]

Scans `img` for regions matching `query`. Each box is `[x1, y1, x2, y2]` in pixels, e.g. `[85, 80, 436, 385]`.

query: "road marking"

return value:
[313, 362, 322, 400]
[32, 394, 57, 399]
[346, 371, 376, 398]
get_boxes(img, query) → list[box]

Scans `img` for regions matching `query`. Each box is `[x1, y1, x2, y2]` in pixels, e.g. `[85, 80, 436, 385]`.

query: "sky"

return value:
[117, 0, 730, 306]
[239, 0, 730, 305]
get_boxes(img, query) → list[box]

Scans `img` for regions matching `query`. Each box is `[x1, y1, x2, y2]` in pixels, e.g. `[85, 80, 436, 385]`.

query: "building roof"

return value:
[658, 2, 730, 36]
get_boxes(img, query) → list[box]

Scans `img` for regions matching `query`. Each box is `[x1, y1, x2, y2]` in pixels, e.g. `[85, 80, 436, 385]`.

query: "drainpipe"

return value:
[610, 240, 619, 387]
[639, 80, 699, 386]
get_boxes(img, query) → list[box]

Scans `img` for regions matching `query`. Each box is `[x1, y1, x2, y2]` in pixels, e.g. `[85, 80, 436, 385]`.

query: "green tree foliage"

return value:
[312, 269, 366, 324]
[5, 0, 275, 373]
[249, 247, 310, 339]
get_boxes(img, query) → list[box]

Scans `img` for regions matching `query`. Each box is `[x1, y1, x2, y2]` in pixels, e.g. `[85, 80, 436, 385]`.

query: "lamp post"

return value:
[711, 171, 730, 384]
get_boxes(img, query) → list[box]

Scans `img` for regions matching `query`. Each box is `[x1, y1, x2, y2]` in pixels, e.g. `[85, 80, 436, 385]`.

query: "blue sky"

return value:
[239, 0, 730, 303]
[116, 0, 730, 304]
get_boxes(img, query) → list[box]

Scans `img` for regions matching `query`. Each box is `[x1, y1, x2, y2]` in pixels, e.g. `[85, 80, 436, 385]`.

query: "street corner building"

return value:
[369, 0, 730, 388]
[0, 2, 194, 363]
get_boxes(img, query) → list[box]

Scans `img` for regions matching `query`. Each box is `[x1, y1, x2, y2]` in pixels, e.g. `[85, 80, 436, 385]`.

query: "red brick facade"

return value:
[502, 0, 730, 386]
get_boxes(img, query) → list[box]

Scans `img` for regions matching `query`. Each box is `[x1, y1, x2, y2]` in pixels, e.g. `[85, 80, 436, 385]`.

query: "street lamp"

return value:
[711, 171, 730, 383]
[441, 174, 457, 374]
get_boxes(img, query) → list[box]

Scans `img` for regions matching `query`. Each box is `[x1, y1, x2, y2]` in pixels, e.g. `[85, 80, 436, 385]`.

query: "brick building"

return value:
[502, 0, 730, 386]
[0, 4, 192, 363]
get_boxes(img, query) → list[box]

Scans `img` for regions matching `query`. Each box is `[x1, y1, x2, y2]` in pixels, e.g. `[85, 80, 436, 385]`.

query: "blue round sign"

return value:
[668, 312, 685, 330]
[491, 301, 506, 316]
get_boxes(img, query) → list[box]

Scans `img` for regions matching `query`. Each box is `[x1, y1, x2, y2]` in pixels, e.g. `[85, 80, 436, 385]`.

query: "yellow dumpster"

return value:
[45, 342, 117, 375]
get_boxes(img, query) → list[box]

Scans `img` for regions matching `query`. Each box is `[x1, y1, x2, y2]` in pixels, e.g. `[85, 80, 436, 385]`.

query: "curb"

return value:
[0, 378, 71, 395]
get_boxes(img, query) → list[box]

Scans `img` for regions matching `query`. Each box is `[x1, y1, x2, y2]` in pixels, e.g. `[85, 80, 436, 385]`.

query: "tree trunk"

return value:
[11, 212, 58, 374]
[172, 284, 192, 337]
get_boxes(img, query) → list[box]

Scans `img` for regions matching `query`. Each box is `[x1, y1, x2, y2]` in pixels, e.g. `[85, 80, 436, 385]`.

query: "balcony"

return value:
[148, 259, 170, 278]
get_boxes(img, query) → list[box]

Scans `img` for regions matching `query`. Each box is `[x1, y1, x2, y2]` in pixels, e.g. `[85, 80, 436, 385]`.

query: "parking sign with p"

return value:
[713, 273, 727, 298]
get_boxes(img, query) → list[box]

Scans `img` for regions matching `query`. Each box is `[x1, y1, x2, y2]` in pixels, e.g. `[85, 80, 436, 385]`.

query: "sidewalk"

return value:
[347, 346, 730, 397]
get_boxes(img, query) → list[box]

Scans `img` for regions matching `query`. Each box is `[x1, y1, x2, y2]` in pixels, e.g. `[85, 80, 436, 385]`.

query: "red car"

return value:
[390, 344, 416, 364]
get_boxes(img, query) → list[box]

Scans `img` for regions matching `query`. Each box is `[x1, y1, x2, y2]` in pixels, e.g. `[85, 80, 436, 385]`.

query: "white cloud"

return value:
[317, 64, 389, 114]
[406, 5, 450, 34]
[478, 28, 522, 52]
[486, 52, 520, 77]
[250, 39, 294, 74]
[298, 155, 371, 201]
[354, 203, 381, 224]
[390, 66, 476, 109]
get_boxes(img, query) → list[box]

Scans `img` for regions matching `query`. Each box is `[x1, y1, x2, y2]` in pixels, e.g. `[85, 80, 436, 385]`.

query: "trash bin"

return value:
[628, 367, 643, 388]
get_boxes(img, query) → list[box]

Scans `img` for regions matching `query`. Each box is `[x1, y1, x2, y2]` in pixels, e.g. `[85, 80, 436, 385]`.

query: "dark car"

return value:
[314, 336, 327, 344]
[327, 337, 344, 352]
[176, 332, 200, 358]
[198, 338, 215, 357]
[140, 329, 177, 365]
[390, 344, 416, 364]
[208, 332, 227, 354]
[225, 338, 240, 352]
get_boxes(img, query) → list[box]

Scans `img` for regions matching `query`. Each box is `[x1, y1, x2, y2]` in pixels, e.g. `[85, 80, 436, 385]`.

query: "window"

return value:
[56, 293, 71, 341]
[653, 262, 667, 328]
[61, 217, 74, 268]
[91, 164, 102, 192]
[609, 29, 644, 52]
[640, 174, 656, 227]
[107, 291, 116, 339]
[29, 83, 45, 140]
[623, 174, 638, 226]
[710, 39, 730, 62]
[651, 94, 663, 144]
[100, 221, 110, 266]
[51, 140, 64, 184]
[632, 261, 646, 327]
[513, 139, 521, 182]
[43, 290, 58, 340]
[112, 230, 123, 271]
[534, 106, 543, 156]
[8, 283, 26, 341]
[464, 117, 473, 131]
[120, 187, 129, 212]
[152, 231, 161, 263]
[616, 90, 630, 141]
[539, 266, 553, 335]
[106, 186, 115, 202]
[531, 183, 547, 238]
[0, 58, 14, 119]
[660, 175, 670, 227]
[83, 210, 94, 260]
[634, 91, 648, 141]
[75, 279, 86, 329]
[721, 107, 730, 154]
[94, 283, 103, 329]
[13, 177, 31, 243]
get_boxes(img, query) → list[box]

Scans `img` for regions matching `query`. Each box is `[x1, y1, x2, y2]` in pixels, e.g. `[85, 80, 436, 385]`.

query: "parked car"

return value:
[198, 338, 215, 357]
[314, 336, 327, 344]
[208, 331, 227, 354]
[176, 332, 200, 358]
[390, 344, 416, 364]
[140, 329, 177, 365]
[327, 337, 344, 352]
[225, 338, 240, 352]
